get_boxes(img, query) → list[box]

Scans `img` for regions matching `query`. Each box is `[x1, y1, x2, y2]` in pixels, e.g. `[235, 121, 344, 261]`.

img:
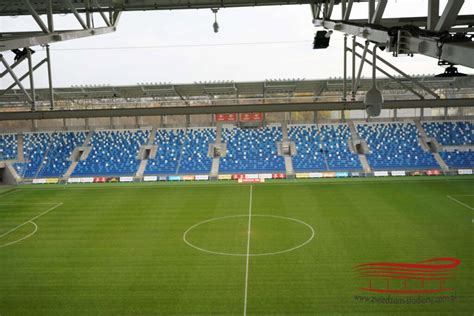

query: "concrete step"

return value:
[433, 153, 450, 172]
[17, 133, 24, 161]
[281, 121, 289, 141]
[135, 160, 148, 180]
[284, 156, 294, 176]
[215, 123, 223, 143]
[210, 157, 220, 179]
[348, 120, 359, 138]
[358, 154, 372, 173]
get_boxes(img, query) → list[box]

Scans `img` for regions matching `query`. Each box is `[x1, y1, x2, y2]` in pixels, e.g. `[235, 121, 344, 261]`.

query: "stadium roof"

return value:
[0, 0, 331, 16]
[2, 76, 474, 106]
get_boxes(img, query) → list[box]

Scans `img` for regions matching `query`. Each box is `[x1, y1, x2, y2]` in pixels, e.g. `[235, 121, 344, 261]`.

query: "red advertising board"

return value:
[272, 173, 286, 179]
[232, 174, 245, 180]
[240, 112, 263, 121]
[426, 170, 441, 176]
[216, 113, 237, 121]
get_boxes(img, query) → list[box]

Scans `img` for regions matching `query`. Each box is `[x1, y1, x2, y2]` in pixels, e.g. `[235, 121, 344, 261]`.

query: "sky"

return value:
[0, 0, 472, 88]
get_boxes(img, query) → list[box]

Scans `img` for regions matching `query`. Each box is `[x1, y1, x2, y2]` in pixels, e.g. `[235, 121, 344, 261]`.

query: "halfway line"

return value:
[243, 185, 253, 316]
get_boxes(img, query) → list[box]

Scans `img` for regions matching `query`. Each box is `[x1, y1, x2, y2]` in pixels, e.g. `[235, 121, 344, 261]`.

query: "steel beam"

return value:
[23, 0, 50, 33]
[0, 59, 47, 96]
[0, 55, 33, 103]
[427, 0, 439, 31]
[371, 0, 388, 24]
[347, 48, 425, 99]
[1, 98, 473, 121]
[0, 26, 116, 52]
[435, 0, 464, 32]
[61, 0, 89, 30]
[26, 49, 36, 110]
[46, 45, 54, 110]
[349, 15, 474, 29]
[404, 37, 474, 68]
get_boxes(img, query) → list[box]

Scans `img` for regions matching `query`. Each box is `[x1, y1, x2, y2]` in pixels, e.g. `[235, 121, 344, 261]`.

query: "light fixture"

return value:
[312, 30, 331, 49]
[364, 44, 383, 117]
[212, 9, 219, 33]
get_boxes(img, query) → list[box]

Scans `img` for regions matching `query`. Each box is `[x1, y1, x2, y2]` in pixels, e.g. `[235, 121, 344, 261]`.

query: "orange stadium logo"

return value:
[354, 258, 461, 294]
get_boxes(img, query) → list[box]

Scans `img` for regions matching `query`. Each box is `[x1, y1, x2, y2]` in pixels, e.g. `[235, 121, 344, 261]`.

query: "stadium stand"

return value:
[15, 133, 52, 178]
[220, 126, 285, 173]
[422, 121, 473, 145]
[178, 128, 216, 174]
[1, 121, 472, 179]
[73, 129, 149, 176]
[38, 132, 87, 178]
[288, 124, 361, 171]
[320, 124, 361, 171]
[0, 134, 17, 161]
[422, 121, 473, 168]
[440, 150, 473, 168]
[145, 128, 185, 175]
[357, 122, 439, 170]
[289, 125, 326, 171]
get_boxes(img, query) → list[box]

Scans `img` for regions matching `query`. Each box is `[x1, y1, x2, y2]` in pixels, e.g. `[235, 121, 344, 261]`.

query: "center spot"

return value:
[183, 215, 315, 256]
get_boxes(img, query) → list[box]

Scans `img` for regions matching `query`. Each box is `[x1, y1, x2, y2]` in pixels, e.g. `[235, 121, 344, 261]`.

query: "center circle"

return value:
[183, 215, 315, 256]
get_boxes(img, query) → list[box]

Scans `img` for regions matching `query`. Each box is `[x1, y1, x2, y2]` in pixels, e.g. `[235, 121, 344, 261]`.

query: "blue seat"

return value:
[423, 121, 473, 145]
[73, 129, 149, 176]
[38, 132, 86, 177]
[15, 133, 52, 178]
[357, 123, 439, 170]
[220, 126, 285, 173]
[145, 129, 185, 175]
[0, 134, 17, 161]
[288, 124, 361, 171]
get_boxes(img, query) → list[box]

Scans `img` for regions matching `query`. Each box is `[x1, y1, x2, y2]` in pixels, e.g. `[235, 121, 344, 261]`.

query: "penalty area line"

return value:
[0, 202, 63, 239]
[446, 195, 474, 211]
[243, 185, 253, 316]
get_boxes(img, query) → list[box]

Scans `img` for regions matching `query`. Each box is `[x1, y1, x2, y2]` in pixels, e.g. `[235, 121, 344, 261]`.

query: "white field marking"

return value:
[243, 185, 253, 316]
[0, 189, 20, 198]
[16, 177, 473, 191]
[0, 222, 38, 249]
[446, 195, 474, 210]
[0, 202, 63, 245]
[0, 203, 62, 205]
[182, 214, 315, 256]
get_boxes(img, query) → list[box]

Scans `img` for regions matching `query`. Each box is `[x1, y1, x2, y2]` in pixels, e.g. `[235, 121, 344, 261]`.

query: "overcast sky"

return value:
[0, 0, 472, 88]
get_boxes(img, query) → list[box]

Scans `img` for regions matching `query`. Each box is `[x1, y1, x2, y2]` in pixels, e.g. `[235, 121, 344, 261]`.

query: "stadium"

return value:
[0, 0, 473, 315]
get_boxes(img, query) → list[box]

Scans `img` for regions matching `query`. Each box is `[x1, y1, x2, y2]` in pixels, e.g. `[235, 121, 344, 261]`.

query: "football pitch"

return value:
[0, 177, 473, 315]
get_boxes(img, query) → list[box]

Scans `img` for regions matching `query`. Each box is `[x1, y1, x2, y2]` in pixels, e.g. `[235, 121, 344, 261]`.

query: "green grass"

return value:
[0, 177, 473, 315]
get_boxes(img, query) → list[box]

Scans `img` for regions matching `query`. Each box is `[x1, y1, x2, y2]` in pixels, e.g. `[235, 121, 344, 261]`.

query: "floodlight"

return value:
[313, 30, 330, 49]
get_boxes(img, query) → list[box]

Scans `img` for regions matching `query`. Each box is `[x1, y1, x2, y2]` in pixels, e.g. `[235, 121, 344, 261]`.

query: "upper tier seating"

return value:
[289, 124, 361, 171]
[357, 123, 439, 170]
[145, 129, 185, 175]
[73, 129, 149, 176]
[220, 126, 285, 173]
[178, 128, 215, 174]
[422, 121, 473, 145]
[38, 132, 86, 178]
[0, 134, 17, 161]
